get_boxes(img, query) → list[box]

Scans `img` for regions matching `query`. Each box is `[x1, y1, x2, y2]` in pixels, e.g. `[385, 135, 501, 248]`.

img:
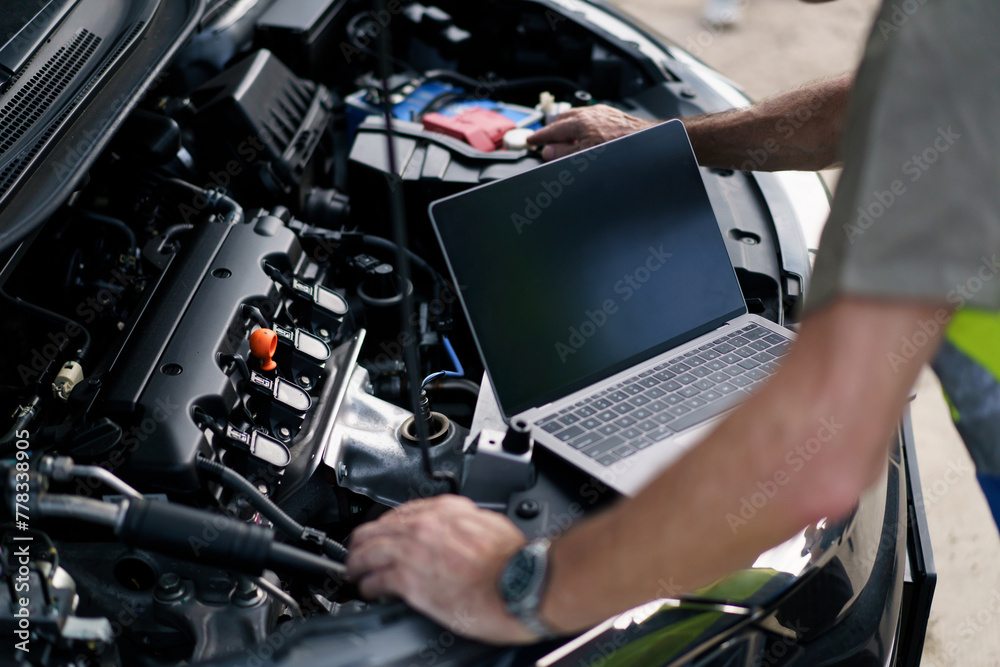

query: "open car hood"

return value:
[0, 0, 203, 252]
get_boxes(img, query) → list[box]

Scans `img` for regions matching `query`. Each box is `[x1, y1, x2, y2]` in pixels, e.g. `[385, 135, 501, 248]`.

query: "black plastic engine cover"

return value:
[105, 212, 304, 492]
[191, 49, 335, 206]
[348, 116, 543, 250]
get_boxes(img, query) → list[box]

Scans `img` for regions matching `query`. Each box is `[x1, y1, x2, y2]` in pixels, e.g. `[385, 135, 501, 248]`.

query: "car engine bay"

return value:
[0, 0, 817, 664]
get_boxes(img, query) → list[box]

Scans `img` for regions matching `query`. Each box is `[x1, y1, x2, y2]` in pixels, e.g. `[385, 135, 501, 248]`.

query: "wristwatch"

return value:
[498, 538, 557, 639]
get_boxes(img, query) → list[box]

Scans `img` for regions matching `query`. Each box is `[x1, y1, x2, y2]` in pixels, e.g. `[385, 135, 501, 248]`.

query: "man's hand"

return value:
[347, 494, 542, 644]
[527, 105, 659, 161]
[528, 75, 852, 170]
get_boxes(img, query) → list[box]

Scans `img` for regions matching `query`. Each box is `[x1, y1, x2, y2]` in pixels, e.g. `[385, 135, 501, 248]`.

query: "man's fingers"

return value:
[346, 534, 408, 579]
[527, 118, 583, 147]
[542, 143, 581, 161]
[349, 512, 420, 550]
[350, 512, 423, 546]
[351, 495, 473, 548]
[357, 565, 408, 599]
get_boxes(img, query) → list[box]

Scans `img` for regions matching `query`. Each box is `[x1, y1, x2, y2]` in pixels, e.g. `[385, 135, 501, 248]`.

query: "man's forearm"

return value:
[538, 297, 945, 633]
[684, 74, 853, 172]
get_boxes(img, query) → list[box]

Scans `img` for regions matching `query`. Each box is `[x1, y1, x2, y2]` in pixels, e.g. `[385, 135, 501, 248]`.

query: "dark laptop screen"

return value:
[430, 120, 746, 416]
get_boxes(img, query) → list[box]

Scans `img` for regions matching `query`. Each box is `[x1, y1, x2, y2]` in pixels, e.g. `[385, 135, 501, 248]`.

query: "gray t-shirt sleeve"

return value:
[807, 0, 1000, 314]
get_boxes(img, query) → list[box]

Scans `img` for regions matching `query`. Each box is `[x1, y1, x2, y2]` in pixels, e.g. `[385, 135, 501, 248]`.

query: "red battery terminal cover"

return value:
[422, 108, 516, 152]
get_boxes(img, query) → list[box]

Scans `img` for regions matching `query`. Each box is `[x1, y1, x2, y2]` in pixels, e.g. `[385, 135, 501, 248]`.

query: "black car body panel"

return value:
[0, 0, 203, 251]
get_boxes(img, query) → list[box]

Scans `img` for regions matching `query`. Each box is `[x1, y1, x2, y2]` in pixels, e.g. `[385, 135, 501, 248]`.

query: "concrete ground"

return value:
[608, 0, 1000, 664]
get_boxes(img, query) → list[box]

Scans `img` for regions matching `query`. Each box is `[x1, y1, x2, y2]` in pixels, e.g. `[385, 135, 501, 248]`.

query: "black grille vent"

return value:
[267, 78, 316, 154]
[86, 22, 145, 90]
[0, 22, 149, 200]
[7, 54, 39, 90]
[0, 30, 102, 158]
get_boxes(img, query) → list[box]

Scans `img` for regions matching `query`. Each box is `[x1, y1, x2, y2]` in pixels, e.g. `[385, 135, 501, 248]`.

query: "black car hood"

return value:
[0, 0, 204, 252]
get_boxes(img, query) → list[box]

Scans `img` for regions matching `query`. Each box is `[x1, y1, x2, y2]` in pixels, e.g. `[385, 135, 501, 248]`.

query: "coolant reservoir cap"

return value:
[250, 328, 278, 371]
[503, 128, 534, 151]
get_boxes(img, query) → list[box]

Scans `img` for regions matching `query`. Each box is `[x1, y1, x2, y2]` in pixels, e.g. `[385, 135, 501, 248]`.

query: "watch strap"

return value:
[501, 538, 558, 639]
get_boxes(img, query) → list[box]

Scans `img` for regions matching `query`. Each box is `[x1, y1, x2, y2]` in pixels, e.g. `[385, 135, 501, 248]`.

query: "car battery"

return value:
[421, 108, 515, 152]
[345, 79, 542, 144]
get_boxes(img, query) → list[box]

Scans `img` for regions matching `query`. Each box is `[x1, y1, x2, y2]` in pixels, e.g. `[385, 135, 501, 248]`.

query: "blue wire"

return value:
[441, 336, 464, 377]
[422, 336, 464, 387]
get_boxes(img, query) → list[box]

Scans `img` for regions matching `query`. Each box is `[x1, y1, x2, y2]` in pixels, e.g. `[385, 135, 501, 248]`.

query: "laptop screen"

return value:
[430, 120, 746, 416]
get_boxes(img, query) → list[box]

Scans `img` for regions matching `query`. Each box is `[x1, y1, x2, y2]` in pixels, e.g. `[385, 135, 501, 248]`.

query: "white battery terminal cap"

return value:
[503, 128, 535, 151]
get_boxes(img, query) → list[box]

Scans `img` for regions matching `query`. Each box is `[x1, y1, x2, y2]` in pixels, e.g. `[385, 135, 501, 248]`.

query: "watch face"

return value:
[500, 549, 538, 604]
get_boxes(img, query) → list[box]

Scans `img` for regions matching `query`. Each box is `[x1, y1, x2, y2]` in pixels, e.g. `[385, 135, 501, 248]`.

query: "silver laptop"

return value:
[428, 120, 795, 495]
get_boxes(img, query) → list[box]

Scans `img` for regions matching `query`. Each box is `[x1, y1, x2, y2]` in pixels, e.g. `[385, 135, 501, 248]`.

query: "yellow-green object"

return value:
[590, 569, 780, 667]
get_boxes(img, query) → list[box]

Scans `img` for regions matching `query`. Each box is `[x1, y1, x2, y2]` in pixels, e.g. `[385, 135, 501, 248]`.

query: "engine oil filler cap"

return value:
[250, 328, 278, 371]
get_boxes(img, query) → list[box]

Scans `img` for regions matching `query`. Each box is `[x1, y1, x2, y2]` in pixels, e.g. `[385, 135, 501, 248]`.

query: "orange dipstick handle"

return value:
[249, 328, 278, 371]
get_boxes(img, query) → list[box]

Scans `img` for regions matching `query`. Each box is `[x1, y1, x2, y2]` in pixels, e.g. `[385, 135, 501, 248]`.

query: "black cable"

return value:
[491, 76, 584, 96]
[262, 261, 294, 291]
[0, 288, 92, 361]
[215, 354, 257, 425]
[160, 223, 195, 243]
[344, 12, 420, 77]
[195, 457, 349, 562]
[360, 234, 447, 286]
[292, 225, 447, 286]
[242, 304, 270, 329]
[38, 494, 348, 580]
[218, 353, 252, 383]
[374, 1, 458, 495]
[422, 70, 583, 97]
[419, 90, 465, 117]
[268, 541, 348, 580]
[163, 178, 244, 226]
[422, 69, 498, 91]
[0, 396, 39, 454]
[74, 210, 138, 253]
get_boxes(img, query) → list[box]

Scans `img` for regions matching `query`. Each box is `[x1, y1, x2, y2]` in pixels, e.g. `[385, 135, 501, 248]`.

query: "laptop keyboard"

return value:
[535, 323, 791, 467]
